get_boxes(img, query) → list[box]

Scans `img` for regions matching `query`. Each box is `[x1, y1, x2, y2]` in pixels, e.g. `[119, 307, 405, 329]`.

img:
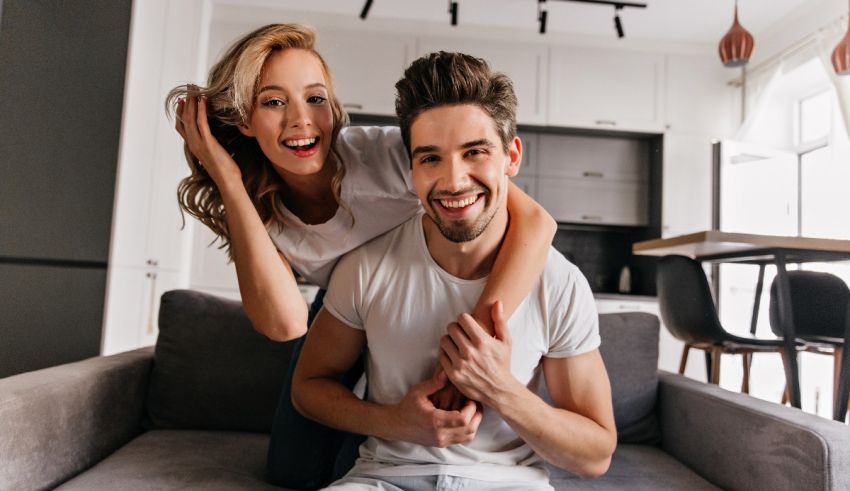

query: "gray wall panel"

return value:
[0, 263, 105, 378]
[0, 0, 132, 262]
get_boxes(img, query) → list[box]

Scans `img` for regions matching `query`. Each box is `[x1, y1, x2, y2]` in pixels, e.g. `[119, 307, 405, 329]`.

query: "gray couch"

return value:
[2, 290, 849, 490]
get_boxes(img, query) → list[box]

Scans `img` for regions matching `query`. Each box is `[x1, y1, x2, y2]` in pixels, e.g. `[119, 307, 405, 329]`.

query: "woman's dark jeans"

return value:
[266, 290, 366, 489]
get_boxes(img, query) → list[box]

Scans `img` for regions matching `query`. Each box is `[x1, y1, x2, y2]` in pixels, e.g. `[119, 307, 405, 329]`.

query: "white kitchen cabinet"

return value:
[549, 46, 664, 133]
[317, 30, 414, 116]
[661, 133, 714, 237]
[190, 223, 240, 295]
[537, 134, 649, 182]
[102, 0, 202, 354]
[665, 53, 737, 136]
[417, 37, 548, 125]
[538, 177, 648, 226]
[102, 267, 181, 355]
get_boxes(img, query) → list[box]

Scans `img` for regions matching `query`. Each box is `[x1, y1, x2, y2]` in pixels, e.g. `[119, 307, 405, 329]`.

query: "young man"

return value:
[292, 52, 616, 490]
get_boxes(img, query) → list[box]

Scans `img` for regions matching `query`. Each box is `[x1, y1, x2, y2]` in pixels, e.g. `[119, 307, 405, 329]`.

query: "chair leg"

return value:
[741, 353, 751, 394]
[710, 347, 722, 385]
[832, 346, 850, 422]
[679, 344, 690, 375]
[834, 348, 842, 407]
[781, 385, 789, 405]
[779, 348, 799, 407]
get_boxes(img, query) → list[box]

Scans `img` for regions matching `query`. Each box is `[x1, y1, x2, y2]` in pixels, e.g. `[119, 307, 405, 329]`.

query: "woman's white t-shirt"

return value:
[267, 126, 422, 288]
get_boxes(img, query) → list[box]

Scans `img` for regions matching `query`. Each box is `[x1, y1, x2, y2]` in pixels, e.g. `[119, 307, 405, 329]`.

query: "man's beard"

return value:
[430, 194, 498, 243]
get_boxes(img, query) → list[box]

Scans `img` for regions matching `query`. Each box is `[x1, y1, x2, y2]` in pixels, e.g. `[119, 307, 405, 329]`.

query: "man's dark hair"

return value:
[394, 51, 518, 155]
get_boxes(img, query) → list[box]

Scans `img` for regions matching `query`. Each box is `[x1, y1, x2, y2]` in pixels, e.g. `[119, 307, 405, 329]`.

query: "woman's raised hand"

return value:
[175, 90, 243, 186]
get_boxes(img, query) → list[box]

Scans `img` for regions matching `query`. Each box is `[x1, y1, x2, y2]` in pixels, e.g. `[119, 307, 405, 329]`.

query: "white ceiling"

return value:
[220, 0, 820, 44]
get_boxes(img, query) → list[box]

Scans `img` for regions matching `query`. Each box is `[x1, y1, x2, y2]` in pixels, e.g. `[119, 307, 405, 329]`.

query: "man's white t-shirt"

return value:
[323, 213, 600, 484]
[267, 125, 422, 288]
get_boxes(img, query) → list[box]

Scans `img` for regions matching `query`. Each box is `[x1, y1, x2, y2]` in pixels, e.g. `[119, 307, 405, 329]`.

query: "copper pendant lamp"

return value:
[718, 0, 755, 68]
[832, 1, 850, 75]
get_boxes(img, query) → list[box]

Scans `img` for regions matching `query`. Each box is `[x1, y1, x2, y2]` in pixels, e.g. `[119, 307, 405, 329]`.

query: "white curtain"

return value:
[817, 17, 850, 140]
[734, 61, 785, 141]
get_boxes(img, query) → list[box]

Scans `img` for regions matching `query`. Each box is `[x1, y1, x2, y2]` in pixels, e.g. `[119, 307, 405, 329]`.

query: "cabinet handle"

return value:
[595, 120, 617, 126]
[582, 171, 604, 178]
[146, 259, 158, 266]
[581, 215, 603, 221]
[344, 103, 363, 110]
[146, 272, 158, 335]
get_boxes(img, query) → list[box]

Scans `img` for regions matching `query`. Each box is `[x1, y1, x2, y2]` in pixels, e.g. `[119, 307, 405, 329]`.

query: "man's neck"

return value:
[422, 208, 509, 280]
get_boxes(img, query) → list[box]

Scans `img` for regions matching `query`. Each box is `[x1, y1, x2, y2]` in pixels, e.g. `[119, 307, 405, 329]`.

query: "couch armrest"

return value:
[658, 371, 850, 491]
[0, 347, 153, 491]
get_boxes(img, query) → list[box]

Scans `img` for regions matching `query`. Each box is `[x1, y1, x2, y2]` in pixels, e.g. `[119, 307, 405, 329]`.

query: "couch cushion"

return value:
[598, 313, 660, 444]
[54, 430, 286, 490]
[145, 289, 296, 432]
[548, 444, 718, 490]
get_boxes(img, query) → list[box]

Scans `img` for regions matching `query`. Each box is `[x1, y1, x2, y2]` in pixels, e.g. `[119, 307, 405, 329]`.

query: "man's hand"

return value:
[429, 369, 470, 411]
[390, 370, 483, 447]
[439, 301, 520, 406]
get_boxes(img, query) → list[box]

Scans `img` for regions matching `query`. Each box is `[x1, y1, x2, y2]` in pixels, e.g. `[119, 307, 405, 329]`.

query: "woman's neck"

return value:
[277, 160, 340, 225]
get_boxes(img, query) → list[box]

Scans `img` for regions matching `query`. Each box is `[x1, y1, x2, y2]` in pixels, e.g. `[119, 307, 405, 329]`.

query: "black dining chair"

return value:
[657, 255, 794, 393]
[769, 270, 850, 422]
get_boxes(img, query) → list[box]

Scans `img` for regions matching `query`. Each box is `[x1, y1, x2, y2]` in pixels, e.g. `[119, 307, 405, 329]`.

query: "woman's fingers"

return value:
[196, 95, 214, 142]
[175, 99, 186, 138]
[183, 94, 200, 142]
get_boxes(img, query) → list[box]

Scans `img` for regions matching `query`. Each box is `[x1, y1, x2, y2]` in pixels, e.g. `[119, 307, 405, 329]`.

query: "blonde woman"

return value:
[170, 24, 556, 489]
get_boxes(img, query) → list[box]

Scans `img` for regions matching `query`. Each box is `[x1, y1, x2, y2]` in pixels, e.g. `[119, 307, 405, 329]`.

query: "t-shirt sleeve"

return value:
[322, 247, 368, 331]
[368, 126, 416, 195]
[546, 259, 601, 358]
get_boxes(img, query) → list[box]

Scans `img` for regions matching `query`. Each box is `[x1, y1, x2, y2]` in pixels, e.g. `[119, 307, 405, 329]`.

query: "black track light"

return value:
[360, 0, 373, 20]
[448, 0, 458, 26]
[538, 0, 548, 34]
[614, 6, 624, 38]
[544, 0, 645, 38]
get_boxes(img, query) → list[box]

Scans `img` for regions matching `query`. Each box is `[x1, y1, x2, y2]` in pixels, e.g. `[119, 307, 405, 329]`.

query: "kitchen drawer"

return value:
[516, 131, 537, 178]
[595, 297, 658, 314]
[511, 176, 537, 200]
[537, 133, 649, 182]
[538, 178, 648, 226]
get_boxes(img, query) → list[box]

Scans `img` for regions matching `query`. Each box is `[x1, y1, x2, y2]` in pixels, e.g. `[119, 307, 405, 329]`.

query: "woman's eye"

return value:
[307, 95, 327, 104]
[262, 98, 285, 107]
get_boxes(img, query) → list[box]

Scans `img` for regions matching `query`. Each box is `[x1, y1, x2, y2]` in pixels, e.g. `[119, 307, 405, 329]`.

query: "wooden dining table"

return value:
[633, 230, 850, 409]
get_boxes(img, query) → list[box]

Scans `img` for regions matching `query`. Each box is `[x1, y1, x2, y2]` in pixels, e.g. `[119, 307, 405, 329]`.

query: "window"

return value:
[716, 58, 850, 417]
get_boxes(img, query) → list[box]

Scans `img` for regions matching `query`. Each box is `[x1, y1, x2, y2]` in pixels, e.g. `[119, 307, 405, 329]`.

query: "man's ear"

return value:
[238, 122, 255, 137]
[505, 136, 522, 177]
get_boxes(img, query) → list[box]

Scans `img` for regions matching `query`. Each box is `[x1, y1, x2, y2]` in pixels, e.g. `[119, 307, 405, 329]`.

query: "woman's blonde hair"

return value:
[166, 24, 349, 257]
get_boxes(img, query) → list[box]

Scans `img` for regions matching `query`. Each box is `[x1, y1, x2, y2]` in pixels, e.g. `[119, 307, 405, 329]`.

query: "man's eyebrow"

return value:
[461, 138, 496, 149]
[411, 144, 439, 156]
[256, 83, 327, 94]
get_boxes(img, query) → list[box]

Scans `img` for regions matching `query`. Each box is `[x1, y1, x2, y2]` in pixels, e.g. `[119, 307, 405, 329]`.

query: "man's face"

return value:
[409, 104, 521, 243]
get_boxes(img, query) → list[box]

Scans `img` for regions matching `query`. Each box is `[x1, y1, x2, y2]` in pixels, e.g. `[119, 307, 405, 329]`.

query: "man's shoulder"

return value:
[540, 247, 584, 288]
[536, 247, 596, 318]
